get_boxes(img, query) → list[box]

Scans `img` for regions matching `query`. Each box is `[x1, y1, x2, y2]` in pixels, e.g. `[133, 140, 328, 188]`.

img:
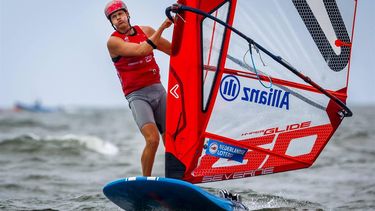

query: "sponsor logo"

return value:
[241, 87, 290, 110]
[263, 121, 311, 135]
[220, 75, 290, 110]
[220, 75, 241, 101]
[208, 142, 219, 154]
[202, 167, 274, 183]
[145, 55, 152, 63]
[206, 139, 248, 162]
[241, 121, 311, 137]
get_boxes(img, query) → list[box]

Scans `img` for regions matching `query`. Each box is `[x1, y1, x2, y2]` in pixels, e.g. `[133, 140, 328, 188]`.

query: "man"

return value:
[104, 0, 172, 176]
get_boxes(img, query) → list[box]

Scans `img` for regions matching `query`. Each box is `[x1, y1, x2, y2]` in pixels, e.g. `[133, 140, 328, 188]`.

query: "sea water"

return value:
[0, 106, 374, 210]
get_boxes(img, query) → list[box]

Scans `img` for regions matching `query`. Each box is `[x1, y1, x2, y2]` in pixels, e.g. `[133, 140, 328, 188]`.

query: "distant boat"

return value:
[13, 101, 63, 113]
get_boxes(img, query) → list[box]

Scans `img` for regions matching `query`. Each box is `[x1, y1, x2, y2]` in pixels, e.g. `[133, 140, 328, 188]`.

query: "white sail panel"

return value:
[206, 73, 331, 140]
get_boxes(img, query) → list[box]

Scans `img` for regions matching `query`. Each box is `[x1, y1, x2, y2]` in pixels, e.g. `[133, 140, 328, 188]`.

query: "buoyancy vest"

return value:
[111, 25, 161, 95]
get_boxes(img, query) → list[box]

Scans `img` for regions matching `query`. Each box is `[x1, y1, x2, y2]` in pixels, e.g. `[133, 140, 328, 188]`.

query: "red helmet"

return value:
[104, 0, 128, 19]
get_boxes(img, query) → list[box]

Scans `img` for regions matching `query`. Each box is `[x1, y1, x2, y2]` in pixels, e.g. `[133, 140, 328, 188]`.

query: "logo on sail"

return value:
[220, 75, 241, 101]
[220, 75, 290, 110]
[208, 142, 219, 154]
[206, 139, 248, 162]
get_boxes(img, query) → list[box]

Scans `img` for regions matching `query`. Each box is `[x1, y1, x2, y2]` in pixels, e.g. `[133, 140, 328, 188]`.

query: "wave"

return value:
[0, 117, 68, 131]
[340, 130, 370, 140]
[0, 133, 119, 156]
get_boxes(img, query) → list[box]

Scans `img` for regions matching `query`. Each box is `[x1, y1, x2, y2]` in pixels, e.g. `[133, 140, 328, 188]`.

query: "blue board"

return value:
[103, 177, 248, 211]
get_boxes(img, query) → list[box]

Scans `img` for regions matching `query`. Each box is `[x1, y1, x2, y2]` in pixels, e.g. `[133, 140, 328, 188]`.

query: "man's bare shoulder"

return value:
[140, 26, 155, 37]
[107, 36, 124, 49]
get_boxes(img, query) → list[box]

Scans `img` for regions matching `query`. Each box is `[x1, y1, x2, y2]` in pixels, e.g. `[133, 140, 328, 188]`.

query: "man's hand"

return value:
[161, 18, 173, 30]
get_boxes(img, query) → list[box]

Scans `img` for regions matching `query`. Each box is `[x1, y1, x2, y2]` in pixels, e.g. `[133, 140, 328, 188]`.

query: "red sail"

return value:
[165, 0, 358, 184]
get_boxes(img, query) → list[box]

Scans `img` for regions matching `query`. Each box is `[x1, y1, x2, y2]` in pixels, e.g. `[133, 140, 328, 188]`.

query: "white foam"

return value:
[46, 134, 119, 156]
[21, 133, 41, 141]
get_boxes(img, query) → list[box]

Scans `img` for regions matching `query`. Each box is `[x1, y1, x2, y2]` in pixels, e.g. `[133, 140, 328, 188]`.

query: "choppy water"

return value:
[0, 106, 374, 210]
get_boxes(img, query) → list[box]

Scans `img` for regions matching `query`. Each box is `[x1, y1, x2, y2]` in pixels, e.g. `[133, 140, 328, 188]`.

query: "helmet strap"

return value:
[109, 12, 133, 35]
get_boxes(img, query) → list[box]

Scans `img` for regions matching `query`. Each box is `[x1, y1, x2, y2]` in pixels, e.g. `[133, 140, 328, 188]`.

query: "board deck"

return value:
[103, 176, 248, 210]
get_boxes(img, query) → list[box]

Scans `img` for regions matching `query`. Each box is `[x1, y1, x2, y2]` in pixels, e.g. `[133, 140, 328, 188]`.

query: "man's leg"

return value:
[140, 122, 160, 176]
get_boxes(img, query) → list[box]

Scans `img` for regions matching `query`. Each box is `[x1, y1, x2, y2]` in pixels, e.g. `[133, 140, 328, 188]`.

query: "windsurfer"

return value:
[104, 0, 172, 176]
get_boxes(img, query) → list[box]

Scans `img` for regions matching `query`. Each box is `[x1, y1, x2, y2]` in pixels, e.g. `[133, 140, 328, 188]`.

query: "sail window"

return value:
[201, 2, 230, 111]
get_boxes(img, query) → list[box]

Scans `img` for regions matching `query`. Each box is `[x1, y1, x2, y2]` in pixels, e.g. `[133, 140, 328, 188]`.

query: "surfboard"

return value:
[103, 176, 248, 210]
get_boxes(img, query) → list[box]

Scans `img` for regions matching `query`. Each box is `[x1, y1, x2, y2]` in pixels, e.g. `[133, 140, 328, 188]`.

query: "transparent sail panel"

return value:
[202, 2, 229, 110]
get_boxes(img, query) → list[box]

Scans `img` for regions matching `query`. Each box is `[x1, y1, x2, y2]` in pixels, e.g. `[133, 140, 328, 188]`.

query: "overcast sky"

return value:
[1, 0, 374, 108]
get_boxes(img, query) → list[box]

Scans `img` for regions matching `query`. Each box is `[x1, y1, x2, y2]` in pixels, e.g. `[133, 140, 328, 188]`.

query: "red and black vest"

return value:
[111, 25, 161, 95]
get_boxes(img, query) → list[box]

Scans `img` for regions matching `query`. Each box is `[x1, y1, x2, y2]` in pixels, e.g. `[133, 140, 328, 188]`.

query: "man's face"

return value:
[110, 10, 129, 30]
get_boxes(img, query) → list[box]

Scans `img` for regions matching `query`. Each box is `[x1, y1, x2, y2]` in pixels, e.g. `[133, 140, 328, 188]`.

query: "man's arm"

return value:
[141, 20, 172, 56]
[107, 36, 154, 58]
[156, 36, 172, 56]
[107, 19, 172, 58]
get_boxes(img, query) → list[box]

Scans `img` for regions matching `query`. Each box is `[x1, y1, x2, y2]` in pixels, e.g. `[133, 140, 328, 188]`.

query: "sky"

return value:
[0, 0, 374, 108]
